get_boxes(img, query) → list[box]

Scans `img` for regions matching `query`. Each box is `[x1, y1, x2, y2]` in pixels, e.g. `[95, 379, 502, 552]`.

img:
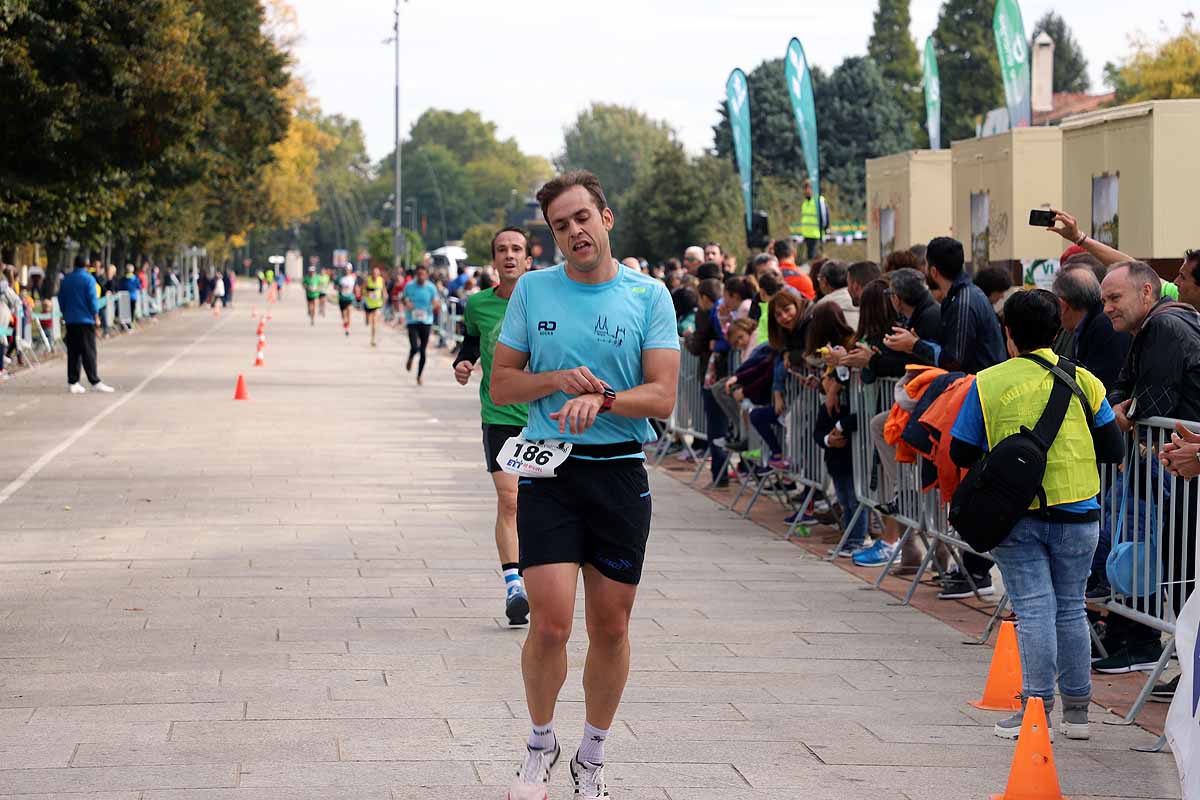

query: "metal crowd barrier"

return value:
[732, 368, 829, 528]
[1089, 418, 1199, 737]
[434, 294, 463, 350]
[657, 358, 1199, 739]
[653, 340, 707, 466]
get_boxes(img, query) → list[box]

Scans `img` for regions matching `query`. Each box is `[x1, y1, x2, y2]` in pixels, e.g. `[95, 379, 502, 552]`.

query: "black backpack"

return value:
[949, 354, 1094, 553]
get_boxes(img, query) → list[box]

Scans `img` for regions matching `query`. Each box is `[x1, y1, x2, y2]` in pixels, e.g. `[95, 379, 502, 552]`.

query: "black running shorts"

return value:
[517, 457, 652, 585]
[482, 423, 525, 474]
[338, 297, 353, 310]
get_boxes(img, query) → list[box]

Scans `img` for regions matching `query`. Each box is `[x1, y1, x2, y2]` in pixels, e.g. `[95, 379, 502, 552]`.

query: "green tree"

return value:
[556, 103, 676, 210]
[193, 0, 291, 240]
[1105, 15, 1200, 103]
[0, 0, 210, 252]
[620, 143, 720, 263]
[933, 0, 1004, 142]
[712, 58, 807, 182]
[869, 0, 925, 145]
[409, 109, 503, 165]
[1030, 12, 1091, 93]
[713, 57, 910, 220]
[463, 222, 499, 264]
[815, 57, 913, 218]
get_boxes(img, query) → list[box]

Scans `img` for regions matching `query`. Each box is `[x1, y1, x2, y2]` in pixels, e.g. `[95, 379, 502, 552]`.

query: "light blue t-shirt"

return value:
[403, 280, 437, 325]
[498, 264, 679, 451]
[951, 381, 1116, 513]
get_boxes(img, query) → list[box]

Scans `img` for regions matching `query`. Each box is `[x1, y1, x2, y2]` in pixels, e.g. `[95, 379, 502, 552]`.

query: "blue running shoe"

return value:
[853, 540, 898, 567]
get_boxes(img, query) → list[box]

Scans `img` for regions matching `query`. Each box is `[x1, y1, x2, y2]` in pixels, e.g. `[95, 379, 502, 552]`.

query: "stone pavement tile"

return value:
[474, 760, 747, 789]
[72, 735, 338, 766]
[216, 668, 386, 691]
[246, 699, 510, 720]
[665, 784, 909, 800]
[0, 764, 238, 794]
[237, 761, 478, 788]
[735, 701, 976, 726]
[0, 793, 140, 800]
[28, 703, 245, 725]
[143, 790, 390, 800]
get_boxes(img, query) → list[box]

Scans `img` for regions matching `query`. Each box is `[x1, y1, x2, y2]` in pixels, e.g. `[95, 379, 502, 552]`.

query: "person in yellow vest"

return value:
[798, 179, 829, 261]
[363, 266, 385, 347]
[949, 289, 1125, 741]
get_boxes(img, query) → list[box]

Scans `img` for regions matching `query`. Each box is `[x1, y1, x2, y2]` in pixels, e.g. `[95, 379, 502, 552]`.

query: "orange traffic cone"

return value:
[990, 697, 1066, 800]
[257, 333, 266, 346]
[971, 620, 1023, 711]
[253, 349, 264, 367]
[233, 374, 250, 400]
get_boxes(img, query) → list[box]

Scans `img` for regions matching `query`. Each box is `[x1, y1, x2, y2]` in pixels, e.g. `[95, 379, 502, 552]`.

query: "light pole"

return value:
[391, 0, 408, 269]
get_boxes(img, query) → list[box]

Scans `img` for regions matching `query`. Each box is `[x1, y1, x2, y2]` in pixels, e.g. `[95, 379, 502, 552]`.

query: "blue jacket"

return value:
[914, 273, 1006, 375]
[59, 269, 100, 325]
[121, 275, 141, 300]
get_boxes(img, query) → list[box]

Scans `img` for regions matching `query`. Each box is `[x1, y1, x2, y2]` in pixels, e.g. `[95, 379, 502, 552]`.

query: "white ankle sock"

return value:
[578, 721, 608, 764]
[528, 720, 555, 751]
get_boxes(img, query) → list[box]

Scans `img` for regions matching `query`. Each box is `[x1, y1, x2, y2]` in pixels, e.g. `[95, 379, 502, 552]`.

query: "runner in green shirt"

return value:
[453, 226, 531, 625]
[303, 265, 321, 325]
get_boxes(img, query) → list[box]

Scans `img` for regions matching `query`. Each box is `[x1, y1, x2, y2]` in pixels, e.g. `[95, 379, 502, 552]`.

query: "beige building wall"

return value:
[951, 127, 1063, 267]
[1062, 99, 1200, 260]
[866, 150, 952, 262]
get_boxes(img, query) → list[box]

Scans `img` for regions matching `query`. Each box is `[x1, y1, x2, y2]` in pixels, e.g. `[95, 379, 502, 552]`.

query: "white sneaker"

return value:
[508, 743, 561, 800]
[91, 382, 115, 393]
[0, 370, 9, 382]
[570, 753, 610, 798]
[68, 383, 86, 394]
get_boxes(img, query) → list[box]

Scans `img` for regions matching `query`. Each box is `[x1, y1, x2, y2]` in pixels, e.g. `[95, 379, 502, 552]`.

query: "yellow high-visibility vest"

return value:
[976, 348, 1105, 508]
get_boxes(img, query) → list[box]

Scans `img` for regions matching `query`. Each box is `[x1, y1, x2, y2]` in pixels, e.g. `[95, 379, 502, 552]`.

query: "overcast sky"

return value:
[290, 0, 1196, 163]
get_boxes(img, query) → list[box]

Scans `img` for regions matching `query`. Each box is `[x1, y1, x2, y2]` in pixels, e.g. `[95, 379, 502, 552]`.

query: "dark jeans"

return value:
[702, 387, 727, 481]
[407, 323, 432, 377]
[65, 323, 100, 385]
[749, 406, 782, 457]
[804, 237, 819, 260]
[832, 470, 866, 548]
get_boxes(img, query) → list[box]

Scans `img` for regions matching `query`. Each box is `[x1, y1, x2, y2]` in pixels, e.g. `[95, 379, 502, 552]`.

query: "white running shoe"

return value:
[68, 383, 86, 394]
[570, 753, 609, 798]
[508, 743, 561, 800]
[91, 382, 115, 393]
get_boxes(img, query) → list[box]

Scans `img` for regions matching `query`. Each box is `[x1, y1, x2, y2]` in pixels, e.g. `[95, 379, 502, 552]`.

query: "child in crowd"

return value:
[806, 303, 866, 556]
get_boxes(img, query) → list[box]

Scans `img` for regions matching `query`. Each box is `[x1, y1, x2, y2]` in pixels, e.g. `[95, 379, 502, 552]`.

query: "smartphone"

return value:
[1029, 209, 1056, 227]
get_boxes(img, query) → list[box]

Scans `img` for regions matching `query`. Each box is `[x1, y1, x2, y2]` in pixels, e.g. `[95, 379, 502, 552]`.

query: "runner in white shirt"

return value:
[337, 264, 356, 337]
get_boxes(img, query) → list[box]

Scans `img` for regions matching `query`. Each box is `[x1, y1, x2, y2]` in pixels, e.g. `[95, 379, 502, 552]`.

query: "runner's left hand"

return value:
[550, 394, 605, 435]
[453, 360, 475, 385]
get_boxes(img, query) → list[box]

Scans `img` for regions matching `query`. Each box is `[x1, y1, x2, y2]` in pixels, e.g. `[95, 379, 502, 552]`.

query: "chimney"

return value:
[1032, 31, 1055, 113]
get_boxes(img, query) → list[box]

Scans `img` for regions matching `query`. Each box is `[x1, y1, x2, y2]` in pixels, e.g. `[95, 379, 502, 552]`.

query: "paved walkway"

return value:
[0, 294, 1180, 799]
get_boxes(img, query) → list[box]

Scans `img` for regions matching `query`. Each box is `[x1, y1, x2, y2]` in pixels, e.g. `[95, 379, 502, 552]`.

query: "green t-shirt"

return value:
[303, 274, 321, 300]
[465, 287, 529, 427]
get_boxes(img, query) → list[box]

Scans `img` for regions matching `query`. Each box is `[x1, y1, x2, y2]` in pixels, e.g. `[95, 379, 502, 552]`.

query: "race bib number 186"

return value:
[498, 437, 573, 478]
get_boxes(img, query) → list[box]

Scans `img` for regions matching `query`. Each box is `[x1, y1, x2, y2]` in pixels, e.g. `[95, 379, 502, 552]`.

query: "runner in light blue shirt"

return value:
[490, 171, 680, 799]
[402, 264, 439, 384]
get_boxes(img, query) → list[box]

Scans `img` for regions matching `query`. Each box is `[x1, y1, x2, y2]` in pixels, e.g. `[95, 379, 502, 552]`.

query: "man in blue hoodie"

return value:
[59, 257, 114, 394]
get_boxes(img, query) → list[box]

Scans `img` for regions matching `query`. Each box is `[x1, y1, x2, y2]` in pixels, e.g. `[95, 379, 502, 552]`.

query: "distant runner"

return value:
[303, 265, 321, 325]
[337, 264, 356, 336]
[318, 266, 330, 317]
[491, 171, 679, 800]
[453, 227, 532, 626]
[364, 266, 385, 347]
[403, 264, 438, 385]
